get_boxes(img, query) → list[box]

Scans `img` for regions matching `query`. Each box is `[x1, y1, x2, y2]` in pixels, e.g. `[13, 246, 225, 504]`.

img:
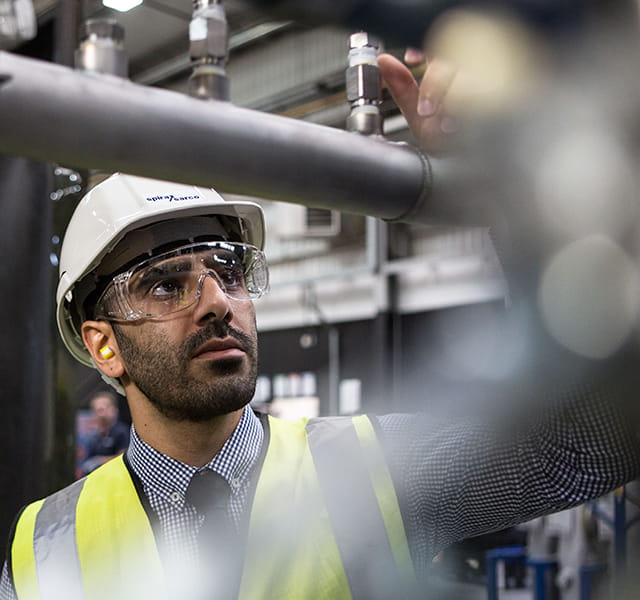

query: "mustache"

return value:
[181, 320, 256, 358]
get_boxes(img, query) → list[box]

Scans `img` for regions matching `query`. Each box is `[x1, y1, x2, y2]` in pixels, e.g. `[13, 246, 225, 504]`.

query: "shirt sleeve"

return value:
[0, 561, 17, 600]
[377, 386, 640, 573]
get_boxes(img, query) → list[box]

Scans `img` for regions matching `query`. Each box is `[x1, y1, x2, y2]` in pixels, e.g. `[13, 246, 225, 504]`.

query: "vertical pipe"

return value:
[486, 556, 498, 600]
[613, 487, 627, 592]
[389, 273, 402, 410]
[0, 156, 52, 542]
[533, 564, 547, 600]
[374, 220, 397, 412]
[48, 0, 83, 500]
[327, 326, 340, 416]
[53, 0, 82, 66]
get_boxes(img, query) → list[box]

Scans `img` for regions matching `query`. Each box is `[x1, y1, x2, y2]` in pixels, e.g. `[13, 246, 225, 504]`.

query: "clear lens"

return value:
[95, 241, 268, 320]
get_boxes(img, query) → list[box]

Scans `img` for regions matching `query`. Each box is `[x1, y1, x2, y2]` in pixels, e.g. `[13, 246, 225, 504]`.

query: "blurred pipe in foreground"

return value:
[0, 50, 476, 226]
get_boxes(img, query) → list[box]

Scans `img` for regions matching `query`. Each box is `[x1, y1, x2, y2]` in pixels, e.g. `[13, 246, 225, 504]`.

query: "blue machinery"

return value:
[589, 487, 640, 594]
[486, 485, 640, 600]
[486, 546, 557, 600]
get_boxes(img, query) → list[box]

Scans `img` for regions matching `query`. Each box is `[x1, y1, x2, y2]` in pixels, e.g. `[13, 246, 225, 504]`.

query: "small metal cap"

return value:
[349, 31, 379, 50]
[81, 18, 124, 42]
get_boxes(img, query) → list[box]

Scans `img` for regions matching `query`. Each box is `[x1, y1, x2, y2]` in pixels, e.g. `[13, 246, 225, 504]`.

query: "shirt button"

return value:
[170, 491, 181, 503]
[230, 478, 241, 489]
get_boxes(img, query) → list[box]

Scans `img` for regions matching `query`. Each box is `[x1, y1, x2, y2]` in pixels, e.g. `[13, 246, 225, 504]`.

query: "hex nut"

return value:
[346, 64, 382, 103]
[349, 31, 379, 50]
[190, 16, 228, 59]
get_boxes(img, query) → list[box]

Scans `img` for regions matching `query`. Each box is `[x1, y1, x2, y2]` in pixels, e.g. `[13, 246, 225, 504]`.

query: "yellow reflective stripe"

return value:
[352, 415, 416, 583]
[308, 415, 403, 599]
[76, 456, 165, 600]
[12, 500, 45, 600]
[240, 417, 351, 600]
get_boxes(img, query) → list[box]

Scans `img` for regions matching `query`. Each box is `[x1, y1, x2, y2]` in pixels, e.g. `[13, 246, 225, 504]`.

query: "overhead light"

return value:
[102, 0, 143, 12]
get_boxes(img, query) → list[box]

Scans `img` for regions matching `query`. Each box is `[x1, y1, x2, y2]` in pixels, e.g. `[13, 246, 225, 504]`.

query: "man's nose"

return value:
[193, 271, 232, 323]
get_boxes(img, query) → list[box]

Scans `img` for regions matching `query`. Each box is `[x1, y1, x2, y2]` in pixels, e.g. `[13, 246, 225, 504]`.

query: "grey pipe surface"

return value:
[0, 51, 437, 223]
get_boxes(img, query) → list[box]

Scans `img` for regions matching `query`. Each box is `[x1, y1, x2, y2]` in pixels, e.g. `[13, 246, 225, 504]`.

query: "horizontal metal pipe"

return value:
[0, 51, 436, 223]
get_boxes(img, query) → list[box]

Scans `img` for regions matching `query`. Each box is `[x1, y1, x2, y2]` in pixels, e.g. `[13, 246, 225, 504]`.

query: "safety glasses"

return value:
[94, 241, 269, 321]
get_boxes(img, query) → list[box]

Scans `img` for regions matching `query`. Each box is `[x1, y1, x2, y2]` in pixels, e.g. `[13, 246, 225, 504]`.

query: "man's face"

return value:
[91, 395, 117, 428]
[111, 276, 259, 422]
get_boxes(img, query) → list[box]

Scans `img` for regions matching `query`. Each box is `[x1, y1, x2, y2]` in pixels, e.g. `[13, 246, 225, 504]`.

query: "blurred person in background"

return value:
[78, 389, 130, 477]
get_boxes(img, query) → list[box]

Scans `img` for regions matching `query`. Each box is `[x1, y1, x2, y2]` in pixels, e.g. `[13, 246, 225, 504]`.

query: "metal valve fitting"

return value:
[74, 18, 128, 77]
[346, 31, 383, 136]
[188, 0, 230, 100]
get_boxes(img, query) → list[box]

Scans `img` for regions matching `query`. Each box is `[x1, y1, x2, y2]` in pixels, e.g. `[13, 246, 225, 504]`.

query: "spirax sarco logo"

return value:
[146, 194, 201, 202]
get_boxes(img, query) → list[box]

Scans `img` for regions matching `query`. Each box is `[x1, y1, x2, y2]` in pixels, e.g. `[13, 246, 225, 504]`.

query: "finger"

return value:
[412, 110, 453, 156]
[417, 58, 457, 117]
[439, 113, 459, 135]
[379, 53, 452, 154]
[377, 53, 420, 126]
[435, 100, 459, 140]
[404, 47, 425, 66]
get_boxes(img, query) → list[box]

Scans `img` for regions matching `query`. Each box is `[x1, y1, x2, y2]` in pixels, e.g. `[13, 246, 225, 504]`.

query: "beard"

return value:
[113, 319, 258, 422]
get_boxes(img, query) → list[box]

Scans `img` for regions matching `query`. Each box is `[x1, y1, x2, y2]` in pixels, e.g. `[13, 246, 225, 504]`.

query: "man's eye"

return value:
[219, 265, 244, 287]
[148, 278, 184, 298]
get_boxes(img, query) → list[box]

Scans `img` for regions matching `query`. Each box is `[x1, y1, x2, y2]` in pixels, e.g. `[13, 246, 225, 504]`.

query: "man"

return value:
[78, 390, 130, 477]
[2, 57, 639, 600]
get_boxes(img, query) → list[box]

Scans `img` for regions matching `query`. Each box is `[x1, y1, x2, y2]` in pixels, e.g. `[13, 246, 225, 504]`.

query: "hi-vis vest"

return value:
[10, 415, 416, 600]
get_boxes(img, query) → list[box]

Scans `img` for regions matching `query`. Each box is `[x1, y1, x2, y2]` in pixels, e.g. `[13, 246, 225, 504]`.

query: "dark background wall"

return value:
[257, 299, 507, 417]
[0, 155, 54, 545]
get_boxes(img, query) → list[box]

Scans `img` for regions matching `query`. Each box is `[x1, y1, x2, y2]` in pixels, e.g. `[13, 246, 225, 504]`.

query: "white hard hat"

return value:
[56, 173, 265, 367]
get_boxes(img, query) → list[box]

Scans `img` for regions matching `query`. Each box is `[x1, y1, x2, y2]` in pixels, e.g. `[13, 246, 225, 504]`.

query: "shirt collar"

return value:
[126, 406, 264, 508]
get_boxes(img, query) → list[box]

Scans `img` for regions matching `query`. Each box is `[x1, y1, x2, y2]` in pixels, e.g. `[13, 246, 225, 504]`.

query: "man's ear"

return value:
[81, 321, 125, 379]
